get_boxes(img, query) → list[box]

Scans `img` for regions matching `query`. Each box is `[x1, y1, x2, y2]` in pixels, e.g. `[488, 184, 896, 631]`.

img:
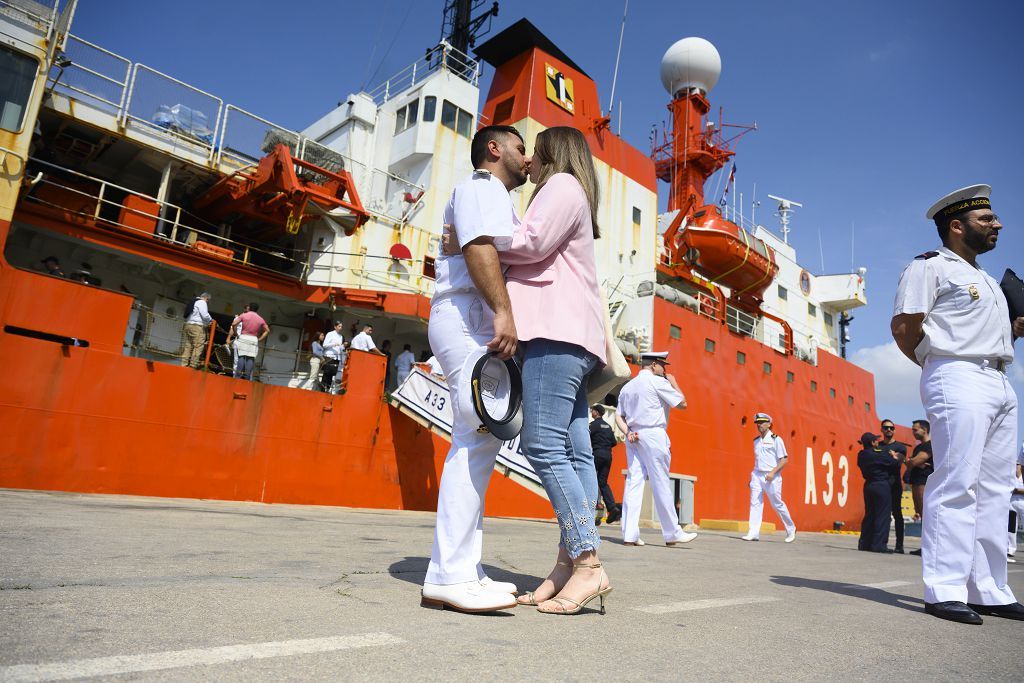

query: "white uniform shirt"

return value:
[350, 331, 376, 352]
[395, 350, 415, 374]
[616, 369, 684, 430]
[185, 298, 212, 326]
[323, 331, 345, 360]
[753, 431, 789, 472]
[893, 246, 1013, 364]
[432, 171, 519, 298]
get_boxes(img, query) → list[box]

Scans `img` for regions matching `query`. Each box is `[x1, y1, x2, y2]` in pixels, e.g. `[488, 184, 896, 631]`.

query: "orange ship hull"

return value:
[0, 240, 892, 531]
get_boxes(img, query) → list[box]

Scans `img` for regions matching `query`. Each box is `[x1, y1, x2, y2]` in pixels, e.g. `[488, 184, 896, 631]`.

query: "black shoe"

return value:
[909, 549, 922, 556]
[967, 602, 1024, 621]
[894, 547, 905, 554]
[871, 548, 894, 554]
[924, 601, 983, 625]
[606, 508, 621, 525]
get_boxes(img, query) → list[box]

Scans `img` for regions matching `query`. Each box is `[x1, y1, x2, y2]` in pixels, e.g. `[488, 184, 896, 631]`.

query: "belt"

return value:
[966, 357, 1009, 372]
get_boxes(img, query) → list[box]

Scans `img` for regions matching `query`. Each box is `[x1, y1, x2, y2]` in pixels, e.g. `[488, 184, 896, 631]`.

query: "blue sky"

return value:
[74, 0, 1024, 433]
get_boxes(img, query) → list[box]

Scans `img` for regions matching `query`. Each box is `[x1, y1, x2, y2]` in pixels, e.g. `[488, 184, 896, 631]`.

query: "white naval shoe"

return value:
[666, 530, 698, 546]
[740, 534, 759, 541]
[623, 538, 646, 546]
[784, 531, 797, 543]
[421, 581, 517, 613]
[479, 576, 518, 594]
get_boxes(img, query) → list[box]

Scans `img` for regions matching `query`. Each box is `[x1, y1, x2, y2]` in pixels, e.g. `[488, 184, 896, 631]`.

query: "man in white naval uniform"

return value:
[892, 184, 1024, 624]
[614, 352, 698, 546]
[741, 413, 797, 543]
[420, 125, 528, 613]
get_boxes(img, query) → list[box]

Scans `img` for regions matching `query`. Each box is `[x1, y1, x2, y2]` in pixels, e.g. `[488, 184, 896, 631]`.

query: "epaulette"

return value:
[914, 251, 939, 260]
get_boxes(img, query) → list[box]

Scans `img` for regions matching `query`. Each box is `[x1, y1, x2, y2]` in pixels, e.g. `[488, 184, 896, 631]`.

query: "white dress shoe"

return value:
[740, 534, 759, 541]
[479, 576, 518, 594]
[623, 538, 646, 546]
[421, 581, 517, 613]
[784, 532, 797, 543]
[666, 530, 698, 545]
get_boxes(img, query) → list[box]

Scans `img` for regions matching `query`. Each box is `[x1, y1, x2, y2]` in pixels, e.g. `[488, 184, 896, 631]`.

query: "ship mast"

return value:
[440, 0, 499, 56]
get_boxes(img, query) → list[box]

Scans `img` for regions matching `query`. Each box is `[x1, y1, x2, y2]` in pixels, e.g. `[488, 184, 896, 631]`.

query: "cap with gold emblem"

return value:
[925, 184, 991, 221]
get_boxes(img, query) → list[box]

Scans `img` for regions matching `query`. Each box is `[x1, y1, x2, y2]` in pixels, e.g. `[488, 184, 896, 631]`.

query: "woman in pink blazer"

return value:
[501, 127, 611, 615]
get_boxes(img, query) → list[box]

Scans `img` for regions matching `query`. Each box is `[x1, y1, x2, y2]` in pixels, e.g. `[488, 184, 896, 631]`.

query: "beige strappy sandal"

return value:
[536, 562, 612, 615]
[517, 561, 571, 606]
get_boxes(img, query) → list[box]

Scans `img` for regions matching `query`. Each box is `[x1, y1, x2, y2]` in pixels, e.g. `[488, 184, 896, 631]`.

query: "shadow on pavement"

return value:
[770, 575, 924, 613]
[387, 556, 541, 589]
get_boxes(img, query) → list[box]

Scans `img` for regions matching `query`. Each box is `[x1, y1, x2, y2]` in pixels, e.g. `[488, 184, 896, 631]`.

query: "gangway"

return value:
[389, 367, 548, 499]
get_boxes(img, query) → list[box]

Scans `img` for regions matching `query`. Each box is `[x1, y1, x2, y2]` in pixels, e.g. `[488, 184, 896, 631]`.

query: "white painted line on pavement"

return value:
[0, 632, 403, 682]
[847, 580, 913, 591]
[635, 595, 779, 614]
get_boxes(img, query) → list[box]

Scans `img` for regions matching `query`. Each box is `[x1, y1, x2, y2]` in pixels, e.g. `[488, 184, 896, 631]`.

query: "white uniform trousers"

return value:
[396, 368, 411, 388]
[746, 471, 796, 538]
[920, 358, 1018, 605]
[620, 428, 686, 542]
[1009, 496, 1024, 556]
[424, 292, 502, 585]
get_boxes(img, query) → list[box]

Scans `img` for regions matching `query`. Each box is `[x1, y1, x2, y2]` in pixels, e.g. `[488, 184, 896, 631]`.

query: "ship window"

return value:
[456, 109, 473, 138]
[394, 99, 418, 134]
[704, 338, 715, 353]
[632, 207, 641, 225]
[824, 311, 834, 327]
[810, 380, 817, 392]
[848, 395, 854, 406]
[864, 401, 871, 412]
[829, 387, 836, 399]
[736, 351, 746, 365]
[786, 371, 795, 383]
[0, 45, 38, 132]
[777, 285, 788, 301]
[763, 362, 772, 375]
[441, 100, 458, 130]
[423, 96, 436, 122]
[493, 96, 514, 123]
[669, 324, 681, 339]
[808, 303, 817, 317]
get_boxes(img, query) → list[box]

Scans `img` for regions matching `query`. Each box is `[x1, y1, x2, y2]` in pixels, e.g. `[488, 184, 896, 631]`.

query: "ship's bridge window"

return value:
[808, 303, 817, 317]
[441, 100, 473, 138]
[0, 45, 38, 133]
[394, 99, 419, 135]
[423, 96, 436, 122]
[777, 285, 788, 301]
[824, 311, 834, 327]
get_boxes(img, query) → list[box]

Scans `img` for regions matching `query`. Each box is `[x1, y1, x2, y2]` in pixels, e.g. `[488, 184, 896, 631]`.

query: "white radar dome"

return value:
[660, 37, 722, 97]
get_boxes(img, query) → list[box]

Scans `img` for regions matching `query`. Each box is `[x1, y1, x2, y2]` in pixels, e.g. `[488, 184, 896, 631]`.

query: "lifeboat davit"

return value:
[677, 204, 778, 301]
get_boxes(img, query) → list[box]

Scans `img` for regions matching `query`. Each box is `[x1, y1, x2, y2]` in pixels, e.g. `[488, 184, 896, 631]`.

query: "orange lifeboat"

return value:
[675, 204, 778, 302]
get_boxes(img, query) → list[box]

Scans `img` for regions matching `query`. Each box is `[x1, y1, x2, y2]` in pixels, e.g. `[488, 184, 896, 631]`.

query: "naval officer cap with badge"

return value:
[891, 184, 1024, 625]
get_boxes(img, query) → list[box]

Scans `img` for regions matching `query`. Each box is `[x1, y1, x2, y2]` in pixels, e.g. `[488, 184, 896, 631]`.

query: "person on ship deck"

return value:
[226, 302, 269, 381]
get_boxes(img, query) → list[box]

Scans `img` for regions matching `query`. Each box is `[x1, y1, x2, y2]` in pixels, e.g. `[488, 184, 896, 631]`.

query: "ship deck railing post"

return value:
[203, 320, 217, 372]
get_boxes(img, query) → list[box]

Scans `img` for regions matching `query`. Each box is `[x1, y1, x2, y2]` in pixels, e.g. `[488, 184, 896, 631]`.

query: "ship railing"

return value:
[365, 41, 480, 105]
[46, 33, 130, 116]
[307, 253, 435, 298]
[216, 104, 300, 172]
[725, 304, 758, 338]
[22, 157, 309, 278]
[121, 64, 223, 161]
[0, 0, 62, 34]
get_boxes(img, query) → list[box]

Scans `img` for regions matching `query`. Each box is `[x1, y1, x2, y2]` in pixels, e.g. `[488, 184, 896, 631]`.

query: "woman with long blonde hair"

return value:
[497, 126, 611, 614]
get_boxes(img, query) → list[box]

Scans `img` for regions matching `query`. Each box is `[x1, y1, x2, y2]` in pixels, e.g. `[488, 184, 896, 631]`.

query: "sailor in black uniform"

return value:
[857, 432, 900, 553]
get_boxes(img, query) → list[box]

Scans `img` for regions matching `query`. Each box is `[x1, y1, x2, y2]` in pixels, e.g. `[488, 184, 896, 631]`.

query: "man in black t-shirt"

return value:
[590, 405, 620, 525]
[880, 419, 908, 553]
[906, 420, 934, 525]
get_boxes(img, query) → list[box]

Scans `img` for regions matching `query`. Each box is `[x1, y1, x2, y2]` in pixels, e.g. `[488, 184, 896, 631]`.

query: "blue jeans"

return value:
[521, 338, 600, 558]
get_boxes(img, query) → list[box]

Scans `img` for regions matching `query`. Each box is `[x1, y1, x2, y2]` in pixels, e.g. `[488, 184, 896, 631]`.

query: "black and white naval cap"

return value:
[925, 184, 991, 221]
[753, 412, 773, 424]
[641, 351, 670, 366]
[457, 347, 523, 441]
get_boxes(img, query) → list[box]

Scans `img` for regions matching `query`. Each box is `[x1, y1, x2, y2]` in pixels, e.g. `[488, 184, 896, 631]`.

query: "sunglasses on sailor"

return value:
[881, 424, 895, 431]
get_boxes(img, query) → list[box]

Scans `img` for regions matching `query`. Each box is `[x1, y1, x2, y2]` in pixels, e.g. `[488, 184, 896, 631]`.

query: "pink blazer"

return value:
[502, 173, 607, 365]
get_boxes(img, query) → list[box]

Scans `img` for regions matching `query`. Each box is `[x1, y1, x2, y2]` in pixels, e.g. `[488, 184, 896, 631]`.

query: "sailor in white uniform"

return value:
[420, 125, 528, 613]
[892, 184, 1024, 624]
[614, 352, 698, 546]
[741, 413, 797, 542]
[1008, 442, 1024, 562]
